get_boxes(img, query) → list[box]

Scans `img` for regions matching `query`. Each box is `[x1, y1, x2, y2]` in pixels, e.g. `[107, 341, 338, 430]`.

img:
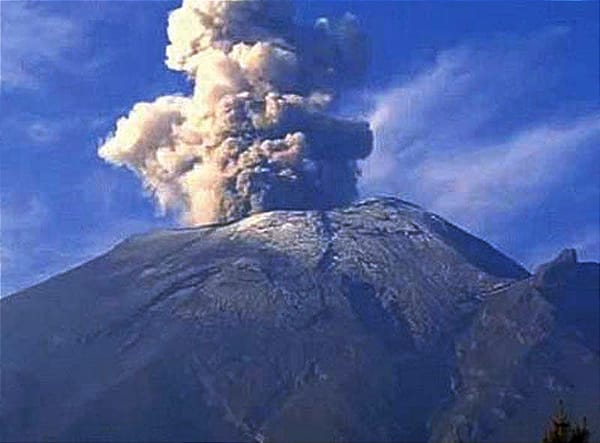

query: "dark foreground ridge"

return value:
[1, 198, 598, 442]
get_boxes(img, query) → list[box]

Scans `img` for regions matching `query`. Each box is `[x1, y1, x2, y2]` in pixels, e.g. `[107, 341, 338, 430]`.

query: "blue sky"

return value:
[1, 0, 599, 295]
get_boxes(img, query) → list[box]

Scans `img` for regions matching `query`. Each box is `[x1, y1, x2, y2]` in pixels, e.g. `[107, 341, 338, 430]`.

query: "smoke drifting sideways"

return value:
[98, 0, 373, 226]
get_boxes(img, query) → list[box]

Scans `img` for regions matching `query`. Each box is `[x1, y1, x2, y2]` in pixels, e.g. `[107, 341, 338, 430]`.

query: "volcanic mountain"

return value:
[1, 198, 598, 442]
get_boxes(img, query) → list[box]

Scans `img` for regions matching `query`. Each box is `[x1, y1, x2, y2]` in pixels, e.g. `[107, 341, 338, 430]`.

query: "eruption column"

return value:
[99, 0, 372, 225]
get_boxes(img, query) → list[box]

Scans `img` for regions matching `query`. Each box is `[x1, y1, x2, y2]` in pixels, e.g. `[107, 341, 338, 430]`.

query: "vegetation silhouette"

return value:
[542, 400, 590, 443]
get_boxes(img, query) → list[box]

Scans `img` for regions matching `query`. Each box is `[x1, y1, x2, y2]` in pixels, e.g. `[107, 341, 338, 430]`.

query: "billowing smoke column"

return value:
[99, 0, 372, 225]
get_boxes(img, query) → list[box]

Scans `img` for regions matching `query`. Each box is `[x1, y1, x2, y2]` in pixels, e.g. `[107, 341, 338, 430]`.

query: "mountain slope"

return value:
[1, 198, 597, 442]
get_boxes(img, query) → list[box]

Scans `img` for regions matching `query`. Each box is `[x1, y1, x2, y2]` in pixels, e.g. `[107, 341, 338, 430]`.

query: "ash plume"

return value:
[99, 0, 372, 225]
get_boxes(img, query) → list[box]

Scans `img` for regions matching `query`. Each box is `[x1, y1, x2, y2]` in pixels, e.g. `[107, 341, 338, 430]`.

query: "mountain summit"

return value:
[1, 198, 598, 442]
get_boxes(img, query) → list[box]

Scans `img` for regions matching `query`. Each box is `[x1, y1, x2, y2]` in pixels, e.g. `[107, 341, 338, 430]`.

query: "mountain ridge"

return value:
[1, 197, 597, 442]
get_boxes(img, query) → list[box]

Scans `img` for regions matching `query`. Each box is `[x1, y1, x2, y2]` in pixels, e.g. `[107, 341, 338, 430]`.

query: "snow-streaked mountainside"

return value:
[1, 198, 598, 442]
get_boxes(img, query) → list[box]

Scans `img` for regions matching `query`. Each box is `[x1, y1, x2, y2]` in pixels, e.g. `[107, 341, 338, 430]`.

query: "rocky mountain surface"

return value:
[1, 198, 598, 442]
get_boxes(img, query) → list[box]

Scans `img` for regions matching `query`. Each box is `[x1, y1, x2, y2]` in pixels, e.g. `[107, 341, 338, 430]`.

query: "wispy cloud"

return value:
[26, 120, 61, 144]
[360, 28, 600, 264]
[0, 2, 108, 90]
[0, 191, 159, 296]
[419, 115, 600, 219]
[0, 155, 168, 296]
[0, 195, 49, 294]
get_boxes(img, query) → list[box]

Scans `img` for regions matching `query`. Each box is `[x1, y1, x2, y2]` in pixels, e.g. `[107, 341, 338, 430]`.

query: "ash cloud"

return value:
[99, 0, 372, 225]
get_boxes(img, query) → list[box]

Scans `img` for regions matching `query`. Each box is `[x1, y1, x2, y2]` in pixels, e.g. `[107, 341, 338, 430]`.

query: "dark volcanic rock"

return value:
[1, 198, 598, 442]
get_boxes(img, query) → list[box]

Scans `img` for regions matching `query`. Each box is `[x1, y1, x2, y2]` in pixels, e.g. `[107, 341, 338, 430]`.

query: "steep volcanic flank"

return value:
[1, 198, 598, 442]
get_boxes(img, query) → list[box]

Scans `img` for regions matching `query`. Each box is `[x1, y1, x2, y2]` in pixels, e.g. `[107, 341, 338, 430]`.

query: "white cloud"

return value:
[419, 115, 600, 219]
[0, 195, 49, 293]
[0, 192, 158, 296]
[362, 27, 570, 197]
[0, 157, 167, 296]
[360, 28, 600, 264]
[0, 194, 48, 232]
[26, 121, 60, 144]
[0, 2, 81, 89]
[0, 113, 111, 154]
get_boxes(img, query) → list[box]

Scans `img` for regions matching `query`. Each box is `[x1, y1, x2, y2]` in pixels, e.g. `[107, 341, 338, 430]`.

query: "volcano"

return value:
[1, 198, 598, 442]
